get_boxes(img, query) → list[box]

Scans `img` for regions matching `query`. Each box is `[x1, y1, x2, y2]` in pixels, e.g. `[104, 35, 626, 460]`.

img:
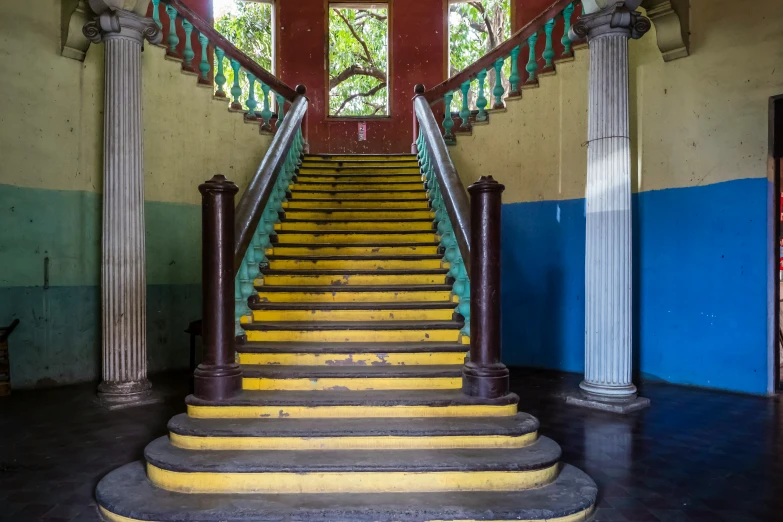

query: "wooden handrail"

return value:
[233, 94, 308, 272]
[423, 0, 575, 103]
[414, 95, 471, 273]
[160, 0, 298, 102]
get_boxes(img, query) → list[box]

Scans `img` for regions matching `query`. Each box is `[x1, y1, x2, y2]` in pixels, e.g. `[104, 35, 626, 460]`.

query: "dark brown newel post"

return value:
[194, 175, 243, 401]
[462, 175, 509, 399]
[412, 84, 425, 153]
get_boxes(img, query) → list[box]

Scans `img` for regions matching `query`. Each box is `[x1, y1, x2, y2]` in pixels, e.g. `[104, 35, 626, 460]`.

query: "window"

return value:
[448, 0, 510, 109]
[328, 3, 389, 117]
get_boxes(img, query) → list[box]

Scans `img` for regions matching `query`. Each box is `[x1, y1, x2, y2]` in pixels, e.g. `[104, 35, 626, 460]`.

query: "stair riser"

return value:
[304, 155, 417, 161]
[275, 233, 438, 244]
[266, 245, 439, 256]
[295, 175, 424, 183]
[242, 377, 462, 391]
[283, 200, 430, 209]
[255, 290, 455, 303]
[244, 329, 462, 343]
[259, 273, 447, 286]
[293, 182, 424, 191]
[169, 432, 537, 451]
[298, 167, 421, 175]
[147, 465, 559, 494]
[274, 222, 435, 232]
[301, 161, 420, 169]
[250, 308, 455, 322]
[267, 259, 445, 270]
[186, 403, 519, 419]
[292, 192, 427, 200]
[238, 352, 466, 366]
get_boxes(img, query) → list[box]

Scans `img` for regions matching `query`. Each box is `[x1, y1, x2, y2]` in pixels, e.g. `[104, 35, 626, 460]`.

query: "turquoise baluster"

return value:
[492, 58, 505, 108]
[260, 82, 273, 130]
[151, 0, 162, 29]
[197, 32, 209, 82]
[165, 5, 179, 57]
[245, 73, 257, 118]
[526, 32, 539, 85]
[229, 59, 242, 109]
[476, 70, 487, 122]
[442, 92, 455, 140]
[234, 278, 247, 337]
[181, 19, 195, 70]
[214, 47, 227, 97]
[509, 45, 521, 96]
[276, 93, 285, 127]
[561, 3, 575, 58]
[543, 18, 556, 71]
[459, 80, 471, 129]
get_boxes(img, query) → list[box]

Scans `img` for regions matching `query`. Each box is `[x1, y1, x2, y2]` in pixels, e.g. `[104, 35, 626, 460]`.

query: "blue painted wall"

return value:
[500, 178, 770, 395]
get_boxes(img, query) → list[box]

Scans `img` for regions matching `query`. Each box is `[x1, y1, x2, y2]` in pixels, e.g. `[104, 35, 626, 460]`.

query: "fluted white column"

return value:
[568, 1, 650, 412]
[84, 6, 161, 405]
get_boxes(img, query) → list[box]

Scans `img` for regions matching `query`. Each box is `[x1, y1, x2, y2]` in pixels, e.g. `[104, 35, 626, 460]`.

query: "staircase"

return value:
[95, 154, 597, 521]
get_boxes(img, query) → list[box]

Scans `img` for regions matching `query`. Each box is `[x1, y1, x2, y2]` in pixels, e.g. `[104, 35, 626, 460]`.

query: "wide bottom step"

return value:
[97, 461, 595, 521]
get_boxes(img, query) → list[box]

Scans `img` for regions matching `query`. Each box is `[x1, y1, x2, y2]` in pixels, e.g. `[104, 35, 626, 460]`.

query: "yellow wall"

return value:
[451, 0, 783, 202]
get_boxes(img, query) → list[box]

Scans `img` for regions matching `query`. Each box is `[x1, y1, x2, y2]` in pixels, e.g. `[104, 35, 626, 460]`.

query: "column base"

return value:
[193, 363, 242, 401]
[462, 362, 509, 399]
[565, 382, 650, 414]
[96, 379, 162, 410]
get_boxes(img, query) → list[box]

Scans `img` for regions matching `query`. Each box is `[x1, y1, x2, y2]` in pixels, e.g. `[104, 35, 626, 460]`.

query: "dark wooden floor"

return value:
[0, 369, 781, 522]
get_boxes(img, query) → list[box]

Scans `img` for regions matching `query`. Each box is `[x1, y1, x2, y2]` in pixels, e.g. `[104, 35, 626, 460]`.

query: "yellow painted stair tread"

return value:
[238, 351, 466, 365]
[254, 289, 456, 303]
[250, 307, 455, 322]
[283, 200, 430, 209]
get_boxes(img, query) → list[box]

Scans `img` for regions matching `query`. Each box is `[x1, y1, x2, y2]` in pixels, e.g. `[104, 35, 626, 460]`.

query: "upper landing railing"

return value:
[151, 0, 300, 131]
[424, 0, 583, 140]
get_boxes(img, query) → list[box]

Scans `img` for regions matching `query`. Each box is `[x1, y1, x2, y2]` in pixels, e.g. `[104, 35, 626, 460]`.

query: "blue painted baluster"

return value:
[165, 5, 179, 57]
[214, 47, 227, 97]
[459, 80, 471, 129]
[442, 92, 455, 141]
[245, 73, 258, 119]
[525, 32, 539, 85]
[197, 32, 209, 82]
[492, 58, 505, 108]
[543, 18, 556, 72]
[260, 82, 273, 131]
[151, 0, 162, 29]
[229, 59, 242, 109]
[181, 19, 195, 71]
[475, 70, 487, 122]
[276, 93, 285, 128]
[561, 3, 575, 58]
[508, 45, 521, 96]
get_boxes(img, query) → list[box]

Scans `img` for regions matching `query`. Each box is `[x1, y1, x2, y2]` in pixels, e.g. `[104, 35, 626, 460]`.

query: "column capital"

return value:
[572, 1, 651, 41]
[83, 8, 162, 45]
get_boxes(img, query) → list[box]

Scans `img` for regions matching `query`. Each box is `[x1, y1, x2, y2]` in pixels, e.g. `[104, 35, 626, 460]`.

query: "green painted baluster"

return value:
[476, 70, 487, 122]
[543, 18, 556, 71]
[442, 92, 455, 141]
[459, 80, 471, 129]
[276, 93, 285, 127]
[526, 32, 539, 85]
[234, 278, 247, 337]
[561, 3, 575, 58]
[181, 19, 195, 70]
[214, 47, 226, 97]
[509, 45, 521, 96]
[197, 32, 209, 82]
[229, 59, 242, 109]
[165, 5, 179, 57]
[492, 58, 505, 108]
[260, 82, 273, 131]
[151, 0, 162, 29]
[245, 73, 257, 118]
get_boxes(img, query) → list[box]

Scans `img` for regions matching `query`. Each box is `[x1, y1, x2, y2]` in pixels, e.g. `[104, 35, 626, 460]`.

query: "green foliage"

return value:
[328, 8, 388, 117]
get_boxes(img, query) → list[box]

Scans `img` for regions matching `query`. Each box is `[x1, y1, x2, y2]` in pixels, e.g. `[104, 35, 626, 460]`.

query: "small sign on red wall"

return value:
[358, 122, 367, 141]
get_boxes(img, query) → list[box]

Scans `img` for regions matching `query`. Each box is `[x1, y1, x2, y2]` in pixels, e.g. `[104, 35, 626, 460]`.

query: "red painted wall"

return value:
[276, 0, 447, 154]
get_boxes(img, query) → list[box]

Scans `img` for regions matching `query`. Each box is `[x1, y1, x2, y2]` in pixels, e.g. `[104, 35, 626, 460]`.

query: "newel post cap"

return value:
[199, 175, 239, 196]
[468, 175, 505, 194]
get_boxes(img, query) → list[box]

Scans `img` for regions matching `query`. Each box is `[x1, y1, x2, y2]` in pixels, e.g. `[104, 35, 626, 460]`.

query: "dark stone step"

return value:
[290, 189, 425, 194]
[274, 229, 437, 236]
[268, 242, 441, 249]
[293, 180, 424, 185]
[167, 413, 538, 439]
[249, 301, 456, 311]
[185, 389, 520, 408]
[267, 254, 443, 262]
[237, 341, 465, 354]
[144, 436, 561, 473]
[278, 219, 435, 225]
[285, 198, 430, 203]
[97, 461, 596, 522]
[255, 284, 453, 292]
[240, 364, 464, 380]
[241, 320, 463, 332]
[261, 268, 449, 275]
